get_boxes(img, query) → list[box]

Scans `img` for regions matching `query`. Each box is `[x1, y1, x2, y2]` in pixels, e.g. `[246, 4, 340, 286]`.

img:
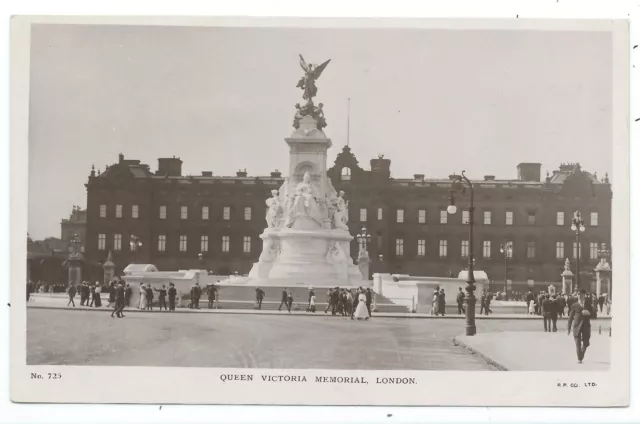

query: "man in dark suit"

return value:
[286, 289, 293, 313]
[484, 291, 493, 315]
[111, 282, 126, 318]
[365, 288, 373, 318]
[324, 288, 333, 314]
[330, 287, 340, 315]
[479, 289, 486, 315]
[541, 294, 555, 332]
[438, 289, 446, 316]
[456, 287, 465, 315]
[525, 289, 534, 312]
[278, 288, 288, 311]
[255, 286, 265, 310]
[567, 289, 596, 364]
[168, 282, 177, 311]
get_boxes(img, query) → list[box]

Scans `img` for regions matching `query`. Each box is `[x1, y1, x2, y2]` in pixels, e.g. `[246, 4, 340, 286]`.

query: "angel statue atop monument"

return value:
[284, 171, 323, 228]
[297, 55, 331, 103]
[265, 189, 282, 228]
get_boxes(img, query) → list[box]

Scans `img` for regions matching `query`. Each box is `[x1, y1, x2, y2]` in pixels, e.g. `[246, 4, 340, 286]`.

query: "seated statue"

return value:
[284, 171, 323, 228]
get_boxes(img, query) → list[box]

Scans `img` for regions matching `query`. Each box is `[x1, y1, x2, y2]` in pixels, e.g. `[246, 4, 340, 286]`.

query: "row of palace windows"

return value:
[97, 234, 252, 253]
[358, 208, 600, 227]
[99, 204, 254, 221]
[392, 239, 603, 260]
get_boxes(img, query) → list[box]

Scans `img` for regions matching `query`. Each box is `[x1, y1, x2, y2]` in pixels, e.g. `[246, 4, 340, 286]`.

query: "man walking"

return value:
[567, 289, 596, 364]
[456, 287, 465, 315]
[330, 287, 340, 315]
[207, 284, 217, 309]
[155, 284, 168, 311]
[145, 283, 154, 311]
[278, 288, 288, 311]
[525, 289, 534, 313]
[111, 282, 126, 318]
[324, 288, 333, 314]
[438, 288, 446, 316]
[307, 287, 315, 312]
[255, 286, 265, 310]
[541, 294, 553, 332]
[556, 293, 566, 317]
[168, 282, 177, 311]
[286, 289, 293, 313]
[484, 290, 493, 315]
[67, 283, 76, 307]
[479, 289, 486, 315]
[365, 288, 373, 318]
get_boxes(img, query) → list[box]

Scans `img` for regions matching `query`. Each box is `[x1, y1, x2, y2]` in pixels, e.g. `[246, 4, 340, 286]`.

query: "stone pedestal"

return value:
[103, 251, 116, 285]
[68, 256, 83, 285]
[595, 258, 612, 298]
[561, 271, 573, 295]
[357, 250, 370, 281]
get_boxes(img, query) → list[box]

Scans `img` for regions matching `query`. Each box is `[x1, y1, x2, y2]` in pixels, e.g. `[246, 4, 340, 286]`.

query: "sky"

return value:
[28, 24, 613, 240]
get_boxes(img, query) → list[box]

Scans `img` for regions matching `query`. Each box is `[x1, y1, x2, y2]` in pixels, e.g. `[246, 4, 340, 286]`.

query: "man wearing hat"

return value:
[168, 282, 177, 311]
[255, 286, 265, 310]
[111, 281, 126, 318]
[567, 289, 596, 364]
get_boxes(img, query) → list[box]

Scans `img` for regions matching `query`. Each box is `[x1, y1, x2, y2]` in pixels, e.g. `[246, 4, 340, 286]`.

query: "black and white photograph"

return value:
[10, 16, 630, 406]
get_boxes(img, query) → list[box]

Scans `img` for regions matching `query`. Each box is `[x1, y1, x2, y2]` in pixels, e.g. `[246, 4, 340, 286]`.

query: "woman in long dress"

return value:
[138, 282, 147, 310]
[354, 291, 369, 320]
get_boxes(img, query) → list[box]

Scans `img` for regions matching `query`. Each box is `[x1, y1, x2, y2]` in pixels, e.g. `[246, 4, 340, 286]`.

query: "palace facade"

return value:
[83, 150, 611, 292]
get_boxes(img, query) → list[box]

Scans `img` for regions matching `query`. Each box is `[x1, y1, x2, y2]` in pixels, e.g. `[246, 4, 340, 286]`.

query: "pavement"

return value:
[454, 331, 611, 371]
[27, 295, 613, 321]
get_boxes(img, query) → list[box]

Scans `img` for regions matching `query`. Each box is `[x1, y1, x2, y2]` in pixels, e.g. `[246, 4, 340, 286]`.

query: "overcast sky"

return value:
[28, 24, 612, 240]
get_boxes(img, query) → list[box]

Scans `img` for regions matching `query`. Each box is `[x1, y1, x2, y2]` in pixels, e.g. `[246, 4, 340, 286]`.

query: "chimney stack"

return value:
[517, 163, 542, 182]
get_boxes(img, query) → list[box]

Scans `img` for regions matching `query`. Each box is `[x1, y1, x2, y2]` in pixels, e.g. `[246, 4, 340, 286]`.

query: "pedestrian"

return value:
[484, 291, 493, 315]
[354, 290, 369, 320]
[66, 283, 76, 307]
[567, 289, 596, 364]
[597, 293, 605, 314]
[528, 299, 536, 315]
[479, 289, 486, 315]
[309, 293, 316, 312]
[124, 284, 132, 307]
[111, 282, 126, 318]
[168, 282, 177, 311]
[324, 288, 333, 314]
[206, 284, 216, 309]
[155, 284, 168, 311]
[330, 287, 340, 315]
[138, 282, 147, 310]
[351, 288, 360, 320]
[94, 283, 102, 307]
[456, 287, 465, 315]
[525, 289, 534, 313]
[108, 282, 116, 308]
[431, 288, 439, 315]
[145, 283, 154, 311]
[541, 294, 553, 332]
[307, 287, 315, 312]
[438, 288, 446, 316]
[550, 294, 559, 332]
[278, 288, 288, 311]
[286, 289, 293, 313]
[556, 293, 566, 317]
[255, 286, 265, 310]
[365, 288, 373, 318]
[345, 289, 353, 316]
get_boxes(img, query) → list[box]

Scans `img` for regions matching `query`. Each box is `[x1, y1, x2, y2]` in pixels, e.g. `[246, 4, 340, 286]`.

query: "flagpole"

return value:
[347, 98, 351, 147]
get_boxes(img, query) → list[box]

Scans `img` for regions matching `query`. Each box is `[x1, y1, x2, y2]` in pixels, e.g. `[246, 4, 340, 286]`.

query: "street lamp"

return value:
[356, 227, 371, 253]
[448, 171, 476, 336]
[69, 233, 81, 256]
[129, 235, 143, 264]
[570, 211, 586, 290]
[499, 241, 513, 293]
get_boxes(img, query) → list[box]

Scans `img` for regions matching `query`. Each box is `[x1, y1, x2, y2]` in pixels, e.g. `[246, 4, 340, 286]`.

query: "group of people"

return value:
[525, 289, 611, 318]
[323, 286, 372, 320]
[137, 282, 179, 311]
[64, 280, 133, 309]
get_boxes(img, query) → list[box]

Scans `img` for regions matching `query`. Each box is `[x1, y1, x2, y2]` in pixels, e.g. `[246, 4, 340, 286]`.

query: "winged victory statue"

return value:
[296, 55, 331, 103]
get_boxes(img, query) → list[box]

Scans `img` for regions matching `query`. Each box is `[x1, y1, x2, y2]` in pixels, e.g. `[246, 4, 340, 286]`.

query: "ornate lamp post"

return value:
[448, 171, 476, 336]
[499, 241, 513, 293]
[129, 235, 143, 264]
[570, 211, 586, 290]
[357, 227, 371, 253]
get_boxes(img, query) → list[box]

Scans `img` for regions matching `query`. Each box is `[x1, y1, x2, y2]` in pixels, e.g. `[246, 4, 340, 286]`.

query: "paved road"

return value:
[26, 309, 554, 370]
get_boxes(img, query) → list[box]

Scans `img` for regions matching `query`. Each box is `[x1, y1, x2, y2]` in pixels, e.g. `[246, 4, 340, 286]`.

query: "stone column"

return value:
[561, 270, 573, 294]
[103, 251, 116, 285]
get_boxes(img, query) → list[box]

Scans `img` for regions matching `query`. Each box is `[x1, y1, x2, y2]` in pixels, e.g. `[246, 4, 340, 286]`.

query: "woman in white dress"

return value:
[354, 291, 369, 320]
[138, 282, 147, 310]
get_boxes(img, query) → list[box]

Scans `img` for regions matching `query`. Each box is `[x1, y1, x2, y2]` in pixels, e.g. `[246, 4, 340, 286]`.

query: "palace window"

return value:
[244, 207, 252, 221]
[115, 204, 122, 218]
[157, 235, 166, 252]
[377, 208, 383, 220]
[200, 235, 209, 253]
[462, 210, 469, 225]
[557, 211, 564, 226]
[418, 209, 426, 224]
[439, 240, 448, 257]
[132, 204, 139, 219]
[556, 241, 564, 259]
[573, 242, 581, 259]
[505, 211, 513, 226]
[440, 209, 447, 224]
[483, 211, 491, 225]
[179, 235, 187, 252]
[113, 234, 122, 251]
[360, 208, 367, 223]
[417, 239, 426, 256]
[591, 212, 599, 227]
[99, 204, 106, 218]
[159, 205, 166, 219]
[341, 167, 351, 181]
[222, 236, 230, 252]
[202, 206, 209, 220]
[461, 240, 469, 257]
[506, 241, 514, 258]
[181, 206, 188, 220]
[395, 239, 404, 256]
[98, 234, 106, 251]
[243, 236, 251, 253]
[528, 212, 536, 225]
[396, 209, 404, 223]
[223, 206, 231, 221]
[483, 241, 491, 258]
[526, 241, 536, 259]
[590, 242, 599, 260]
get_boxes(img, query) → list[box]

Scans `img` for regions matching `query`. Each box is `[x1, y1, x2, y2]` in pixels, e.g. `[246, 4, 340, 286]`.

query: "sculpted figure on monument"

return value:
[284, 171, 323, 228]
[331, 190, 349, 230]
[265, 189, 282, 228]
[259, 238, 281, 262]
[297, 55, 331, 102]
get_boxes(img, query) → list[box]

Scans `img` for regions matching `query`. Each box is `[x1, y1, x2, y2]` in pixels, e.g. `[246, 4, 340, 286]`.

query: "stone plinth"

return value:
[561, 271, 573, 294]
